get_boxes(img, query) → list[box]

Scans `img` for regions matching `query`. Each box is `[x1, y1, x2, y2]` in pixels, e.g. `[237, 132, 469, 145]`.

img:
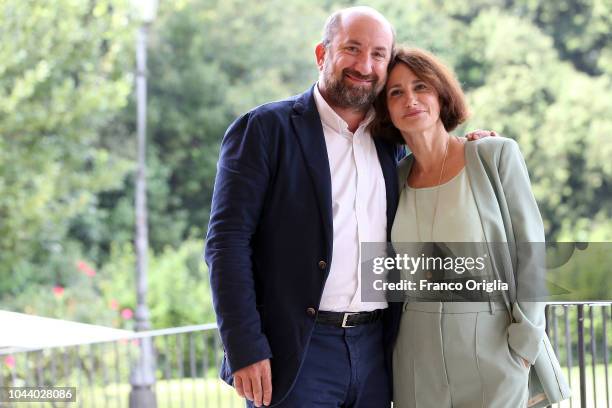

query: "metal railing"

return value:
[1, 302, 610, 407]
[546, 302, 611, 408]
[0, 323, 243, 407]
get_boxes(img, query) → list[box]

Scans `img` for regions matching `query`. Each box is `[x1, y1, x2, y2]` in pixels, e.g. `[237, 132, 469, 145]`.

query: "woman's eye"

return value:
[415, 83, 428, 91]
[388, 89, 402, 97]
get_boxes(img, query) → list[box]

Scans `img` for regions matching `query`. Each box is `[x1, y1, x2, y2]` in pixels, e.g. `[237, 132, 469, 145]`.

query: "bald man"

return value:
[206, 6, 488, 407]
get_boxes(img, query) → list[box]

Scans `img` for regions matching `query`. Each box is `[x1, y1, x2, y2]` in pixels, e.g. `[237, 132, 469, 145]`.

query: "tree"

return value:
[457, 10, 612, 239]
[0, 0, 134, 295]
[91, 0, 328, 253]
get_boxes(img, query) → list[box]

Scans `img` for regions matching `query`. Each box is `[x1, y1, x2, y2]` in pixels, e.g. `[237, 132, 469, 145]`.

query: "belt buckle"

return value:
[341, 312, 358, 328]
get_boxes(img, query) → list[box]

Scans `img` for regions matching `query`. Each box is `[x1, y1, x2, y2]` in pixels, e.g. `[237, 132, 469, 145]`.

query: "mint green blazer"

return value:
[397, 137, 571, 407]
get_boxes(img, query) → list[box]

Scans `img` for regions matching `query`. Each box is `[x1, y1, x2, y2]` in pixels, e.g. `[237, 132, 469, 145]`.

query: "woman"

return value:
[370, 47, 570, 408]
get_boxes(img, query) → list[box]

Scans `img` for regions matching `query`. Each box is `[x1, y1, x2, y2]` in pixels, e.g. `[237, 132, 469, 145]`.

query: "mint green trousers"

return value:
[392, 302, 530, 408]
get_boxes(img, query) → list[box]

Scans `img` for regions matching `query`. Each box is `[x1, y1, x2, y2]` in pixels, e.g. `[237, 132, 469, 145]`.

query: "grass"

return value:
[3, 365, 609, 407]
[0, 378, 242, 408]
[555, 363, 611, 408]
[85, 378, 244, 407]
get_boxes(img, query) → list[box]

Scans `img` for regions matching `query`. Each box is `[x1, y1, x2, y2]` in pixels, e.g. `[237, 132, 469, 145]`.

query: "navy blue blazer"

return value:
[205, 85, 401, 405]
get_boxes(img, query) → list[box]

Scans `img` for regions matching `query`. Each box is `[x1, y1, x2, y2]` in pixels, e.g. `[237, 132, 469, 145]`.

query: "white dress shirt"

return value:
[313, 84, 388, 312]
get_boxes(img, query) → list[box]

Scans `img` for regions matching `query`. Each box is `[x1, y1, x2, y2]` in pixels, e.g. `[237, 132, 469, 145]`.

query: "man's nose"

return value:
[352, 53, 373, 76]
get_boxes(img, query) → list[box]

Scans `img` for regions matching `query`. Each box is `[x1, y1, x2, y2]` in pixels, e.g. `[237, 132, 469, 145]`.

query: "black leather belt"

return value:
[316, 309, 384, 328]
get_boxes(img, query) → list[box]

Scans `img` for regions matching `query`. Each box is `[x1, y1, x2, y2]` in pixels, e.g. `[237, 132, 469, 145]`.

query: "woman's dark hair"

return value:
[369, 46, 470, 144]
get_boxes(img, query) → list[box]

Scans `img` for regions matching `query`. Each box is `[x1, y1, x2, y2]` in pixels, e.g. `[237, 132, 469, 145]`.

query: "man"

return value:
[205, 6, 490, 407]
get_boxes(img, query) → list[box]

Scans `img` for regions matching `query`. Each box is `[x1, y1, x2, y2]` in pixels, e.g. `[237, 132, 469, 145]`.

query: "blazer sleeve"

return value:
[498, 139, 547, 364]
[204, 111, 273, 374]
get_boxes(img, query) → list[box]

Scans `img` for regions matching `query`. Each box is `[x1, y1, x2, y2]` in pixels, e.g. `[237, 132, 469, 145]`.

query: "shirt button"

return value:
[306, 307, 316, 317]
[318, 260, 327, 270]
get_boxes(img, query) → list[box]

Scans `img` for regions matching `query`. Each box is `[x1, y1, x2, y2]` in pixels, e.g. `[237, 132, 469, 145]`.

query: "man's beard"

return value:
[322, 59, 381, 110]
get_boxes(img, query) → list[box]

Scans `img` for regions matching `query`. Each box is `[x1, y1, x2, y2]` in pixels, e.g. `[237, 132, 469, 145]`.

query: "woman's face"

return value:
[386, 63, 441, 135]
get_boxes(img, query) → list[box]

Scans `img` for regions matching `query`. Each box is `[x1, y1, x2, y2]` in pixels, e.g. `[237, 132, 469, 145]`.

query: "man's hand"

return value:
[233, 359, 272, 407]
[465, 129, 498, 141]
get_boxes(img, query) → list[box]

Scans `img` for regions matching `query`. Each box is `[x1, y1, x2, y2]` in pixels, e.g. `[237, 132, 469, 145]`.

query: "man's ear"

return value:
[315, 43, 326, 71]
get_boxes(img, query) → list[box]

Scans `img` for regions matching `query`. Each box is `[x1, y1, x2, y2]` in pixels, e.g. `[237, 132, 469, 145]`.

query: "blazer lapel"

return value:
[464, 142, 514, 310]
[291, 86, 334, 246]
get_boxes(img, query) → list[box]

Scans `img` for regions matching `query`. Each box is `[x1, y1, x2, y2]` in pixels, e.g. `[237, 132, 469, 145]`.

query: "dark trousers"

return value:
[247, 320, 391, 407]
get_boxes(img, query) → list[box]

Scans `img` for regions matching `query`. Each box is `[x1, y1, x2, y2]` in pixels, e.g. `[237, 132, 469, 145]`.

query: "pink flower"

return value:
[4, 355, 15, 368]
[121, 308, 134, 320]
[76, 260, 96, 277]
[53, 286, 65, 298]
[109, 299, 119, 310]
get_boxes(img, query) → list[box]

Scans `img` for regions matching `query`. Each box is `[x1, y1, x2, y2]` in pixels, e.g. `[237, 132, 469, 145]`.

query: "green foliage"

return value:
[145, 0, 326, 237]
[0, 239, 213, 330]
[98, 239, 215, 328]
[148, 240, 215, 327]
[510, 0, 612, 76]
[0, 0, 134, 292]
[0, 256, 118, 326]
[96, 238, 214, 329]
[84, 0, 330, 256]
[462, 10, 612, 238]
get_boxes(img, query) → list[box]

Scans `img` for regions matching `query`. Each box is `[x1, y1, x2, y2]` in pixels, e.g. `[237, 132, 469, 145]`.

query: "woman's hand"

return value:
[465, 129, 498, 141]
[521, 357, 530, 369]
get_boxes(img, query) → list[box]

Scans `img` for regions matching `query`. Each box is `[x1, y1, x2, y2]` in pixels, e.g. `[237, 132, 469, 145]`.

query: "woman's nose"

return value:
[404, 92, 417, 106]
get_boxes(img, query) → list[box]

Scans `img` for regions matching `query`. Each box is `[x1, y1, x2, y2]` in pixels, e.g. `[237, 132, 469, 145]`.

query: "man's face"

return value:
[318, 14, 393, 110]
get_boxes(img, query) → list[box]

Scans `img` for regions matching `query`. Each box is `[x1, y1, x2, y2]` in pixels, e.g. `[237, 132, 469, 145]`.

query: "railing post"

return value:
[589, 306, 597, 407]
[577, 304, 587, 407]
[603, 306, 610, 408]
[129, 337, 157, 408]
[563, 305, 573, 408]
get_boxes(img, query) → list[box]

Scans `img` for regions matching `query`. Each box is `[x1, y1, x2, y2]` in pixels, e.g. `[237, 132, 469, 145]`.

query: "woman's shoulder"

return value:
[466, 136, 522, 162]
[467, 135, 518, 150]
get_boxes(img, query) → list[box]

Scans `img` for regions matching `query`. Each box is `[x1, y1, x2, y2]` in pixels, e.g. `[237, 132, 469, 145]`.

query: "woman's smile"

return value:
[402, 109, 426, 118]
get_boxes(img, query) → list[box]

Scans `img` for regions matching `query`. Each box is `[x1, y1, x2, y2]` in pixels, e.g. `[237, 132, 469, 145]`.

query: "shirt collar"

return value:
[313, 83, 375, 135]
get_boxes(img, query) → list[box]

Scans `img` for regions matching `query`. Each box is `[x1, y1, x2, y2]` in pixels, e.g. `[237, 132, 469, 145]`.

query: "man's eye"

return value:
[373, 52, 386, 60]
[346, 46, 358, 52]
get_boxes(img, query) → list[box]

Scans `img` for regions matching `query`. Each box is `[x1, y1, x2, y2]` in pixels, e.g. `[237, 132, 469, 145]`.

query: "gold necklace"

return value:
[413, 135, 452, 242]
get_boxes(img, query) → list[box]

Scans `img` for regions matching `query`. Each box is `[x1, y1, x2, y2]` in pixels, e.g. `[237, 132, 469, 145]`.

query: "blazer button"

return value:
[318, 260, 327, 270]
[306, 307, 316, 317]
